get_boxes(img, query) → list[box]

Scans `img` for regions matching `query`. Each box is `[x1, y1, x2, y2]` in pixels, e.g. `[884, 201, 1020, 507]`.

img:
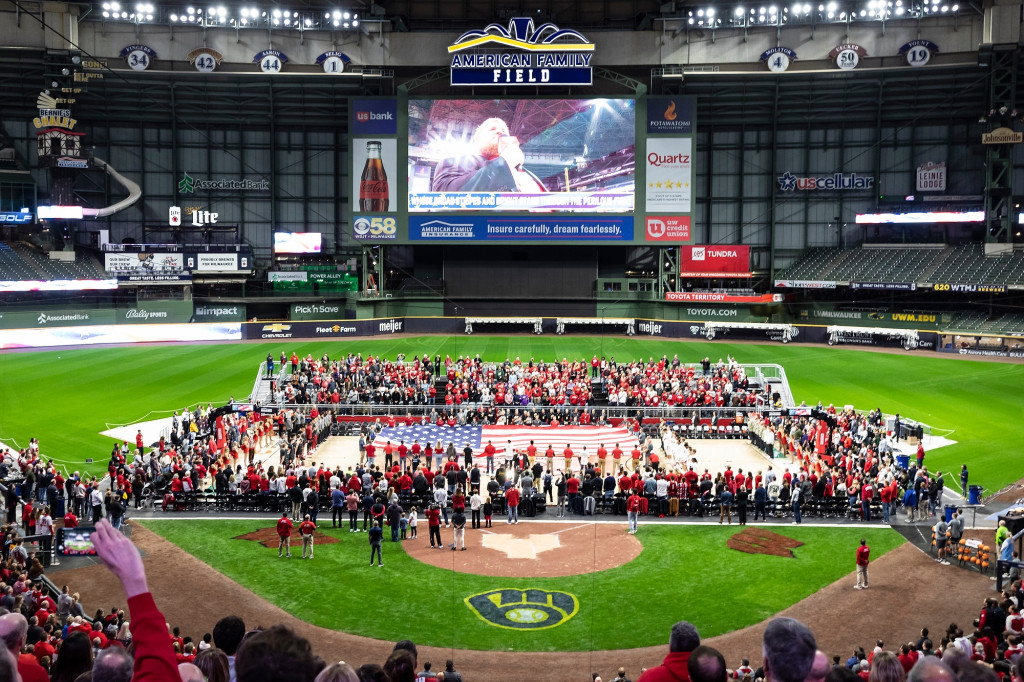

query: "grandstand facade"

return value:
[0, 1, 1021, 351]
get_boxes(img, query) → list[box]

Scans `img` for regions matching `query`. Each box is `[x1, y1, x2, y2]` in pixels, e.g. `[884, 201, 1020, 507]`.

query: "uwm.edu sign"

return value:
[679, 245, 751, 278]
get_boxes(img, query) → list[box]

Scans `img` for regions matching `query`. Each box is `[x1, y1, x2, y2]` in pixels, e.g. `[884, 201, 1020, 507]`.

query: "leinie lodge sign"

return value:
[448, 18, 594, 86]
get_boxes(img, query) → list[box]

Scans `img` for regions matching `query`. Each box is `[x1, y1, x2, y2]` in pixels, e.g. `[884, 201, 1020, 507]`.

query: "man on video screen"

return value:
[431, 117, 547, 193]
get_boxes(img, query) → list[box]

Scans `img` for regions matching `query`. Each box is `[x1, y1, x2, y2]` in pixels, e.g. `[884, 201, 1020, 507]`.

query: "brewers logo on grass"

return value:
[465, 589, 578, 630]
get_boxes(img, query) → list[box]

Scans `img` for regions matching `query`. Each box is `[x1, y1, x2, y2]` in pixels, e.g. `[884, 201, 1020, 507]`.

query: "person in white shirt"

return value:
[470, 491, 483, 528]
[37, 509, 53, 556]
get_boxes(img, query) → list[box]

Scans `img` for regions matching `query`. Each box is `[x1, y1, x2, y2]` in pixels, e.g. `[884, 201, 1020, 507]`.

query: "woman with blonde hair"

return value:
[70, 592, 86, 618]
[115, 620, 132, 646]
[869, 651, 906, 682]
[315, 661, 360, 682]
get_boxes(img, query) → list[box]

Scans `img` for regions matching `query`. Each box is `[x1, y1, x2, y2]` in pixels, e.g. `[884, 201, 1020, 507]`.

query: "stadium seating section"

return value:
[781, 244, 1024, 286]
[0, 241, 107, 280]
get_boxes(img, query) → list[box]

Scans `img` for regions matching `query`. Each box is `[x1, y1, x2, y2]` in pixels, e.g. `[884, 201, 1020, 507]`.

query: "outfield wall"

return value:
[0, 314, 968, 352]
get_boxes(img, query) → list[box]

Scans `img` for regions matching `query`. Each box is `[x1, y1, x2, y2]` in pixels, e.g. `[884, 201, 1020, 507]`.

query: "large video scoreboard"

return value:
[349, 95, 695, 246]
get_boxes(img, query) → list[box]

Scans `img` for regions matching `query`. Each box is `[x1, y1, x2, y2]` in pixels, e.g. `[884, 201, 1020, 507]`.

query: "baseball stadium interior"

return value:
[0, 0, 1023, 680]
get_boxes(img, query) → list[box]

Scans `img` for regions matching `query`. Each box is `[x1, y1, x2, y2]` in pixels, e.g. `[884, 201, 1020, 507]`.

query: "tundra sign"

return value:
[679, 245, 751, 278]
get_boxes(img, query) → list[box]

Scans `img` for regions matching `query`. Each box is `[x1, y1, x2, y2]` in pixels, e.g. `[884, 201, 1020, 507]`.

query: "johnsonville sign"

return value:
[448, 18, 594, 86]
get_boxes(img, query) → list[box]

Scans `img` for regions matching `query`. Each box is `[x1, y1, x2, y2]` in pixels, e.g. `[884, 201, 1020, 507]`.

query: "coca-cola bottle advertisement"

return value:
[353, 138, 396, 213]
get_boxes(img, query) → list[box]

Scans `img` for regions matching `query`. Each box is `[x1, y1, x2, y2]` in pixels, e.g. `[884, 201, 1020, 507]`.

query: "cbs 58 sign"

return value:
[353, 215, 398, 240]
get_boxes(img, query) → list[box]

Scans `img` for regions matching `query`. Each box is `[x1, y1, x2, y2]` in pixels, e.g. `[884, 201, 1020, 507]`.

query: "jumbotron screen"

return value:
[407, 99, 635, 213]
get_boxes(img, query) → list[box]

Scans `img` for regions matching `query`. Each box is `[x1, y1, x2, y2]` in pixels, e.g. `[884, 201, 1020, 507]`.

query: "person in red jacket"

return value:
[855, 538, 870, 589]
[426, 505, 443, 548]
[627, 490, 643, 534]
[276, 511, 293, 558]
[505, 486, 521, 524]
[637, 621, 701, 682]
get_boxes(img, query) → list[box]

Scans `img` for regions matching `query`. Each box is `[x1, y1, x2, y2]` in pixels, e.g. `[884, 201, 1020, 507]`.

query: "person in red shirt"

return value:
[627, 489, 643, 534]
[64, 510, 79, 528]
[636, 620, 700, 682]
[426, 505, 443, 548]
[0, 612, 49, 682]
[397, 442, 409, 469]
[483, 441, 497, 474]
[630, 446, 643, 472]
[298, 514, 316, 559]
[31, 635, 55, 664]
[855, 538, 870, 589]
[505, 486, 521, 524]
[276, 512, 294, 558]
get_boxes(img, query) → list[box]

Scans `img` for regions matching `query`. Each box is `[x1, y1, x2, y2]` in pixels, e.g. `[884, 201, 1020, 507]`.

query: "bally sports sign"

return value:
[680, 245, 751, 278]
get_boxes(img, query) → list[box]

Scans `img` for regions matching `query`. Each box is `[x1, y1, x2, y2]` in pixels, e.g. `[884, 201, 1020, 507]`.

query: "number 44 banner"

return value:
[253, 49, 289, 73]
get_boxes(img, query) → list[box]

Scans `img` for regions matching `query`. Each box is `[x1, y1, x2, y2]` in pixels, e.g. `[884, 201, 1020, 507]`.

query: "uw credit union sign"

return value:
[448, 18, 595, 86]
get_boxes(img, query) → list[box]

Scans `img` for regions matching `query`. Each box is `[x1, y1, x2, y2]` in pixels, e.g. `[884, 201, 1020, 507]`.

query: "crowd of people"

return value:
[1, 516, 1021, 682]
[263, 352, 764, 411]
[0, 350, 991, 682]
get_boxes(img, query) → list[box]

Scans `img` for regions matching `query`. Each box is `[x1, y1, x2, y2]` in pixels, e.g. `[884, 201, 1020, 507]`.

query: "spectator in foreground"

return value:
[762, 617, 816, 682]
[194, 648, 231, 682]
[687, 645, 727, 682]
[92, 646, 134, 682]
[315, 661, 360, 682]
[638, 620, 701, 682]
[868, 652, 905, 682]
[0, 612, 48, 682]
[212, 615, 246, 682]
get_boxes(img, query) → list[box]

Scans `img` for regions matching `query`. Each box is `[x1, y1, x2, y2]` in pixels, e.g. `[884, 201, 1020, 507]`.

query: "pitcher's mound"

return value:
[405, 521, 642, 577]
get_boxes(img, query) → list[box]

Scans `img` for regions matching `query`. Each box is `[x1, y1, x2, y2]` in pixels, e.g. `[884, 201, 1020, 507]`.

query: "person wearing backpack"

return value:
[440, 659, 463, 682]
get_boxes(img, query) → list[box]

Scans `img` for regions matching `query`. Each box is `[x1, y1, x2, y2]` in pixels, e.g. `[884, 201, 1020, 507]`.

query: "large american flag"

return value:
[369, 424, 639, 459]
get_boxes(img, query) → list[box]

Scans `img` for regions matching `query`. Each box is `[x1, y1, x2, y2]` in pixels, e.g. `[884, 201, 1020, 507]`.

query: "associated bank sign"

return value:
[178, 171, 269, 193]
[448, 18, 594, 86]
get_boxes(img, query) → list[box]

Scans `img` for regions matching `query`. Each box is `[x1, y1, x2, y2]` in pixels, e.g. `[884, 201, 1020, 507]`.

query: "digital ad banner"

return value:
[408, 216, 633, 242]
[104, 252, 183, 272]
[407, 98, 635, 214]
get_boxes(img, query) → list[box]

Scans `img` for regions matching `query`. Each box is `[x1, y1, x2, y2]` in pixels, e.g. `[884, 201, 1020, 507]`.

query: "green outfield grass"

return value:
[139, 519, 903, 651]
[1, 338, 1021, 491]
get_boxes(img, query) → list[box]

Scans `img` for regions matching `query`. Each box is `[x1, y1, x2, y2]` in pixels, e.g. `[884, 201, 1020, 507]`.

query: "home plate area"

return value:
[406, 522, 642, 577]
